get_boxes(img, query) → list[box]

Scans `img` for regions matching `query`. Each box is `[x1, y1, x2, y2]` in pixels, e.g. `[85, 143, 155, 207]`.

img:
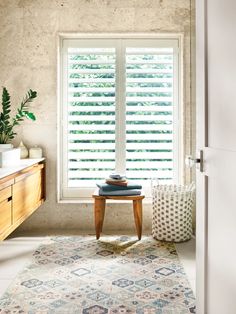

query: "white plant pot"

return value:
[0, 143, 13, 150]
[0, 148, 20, 167]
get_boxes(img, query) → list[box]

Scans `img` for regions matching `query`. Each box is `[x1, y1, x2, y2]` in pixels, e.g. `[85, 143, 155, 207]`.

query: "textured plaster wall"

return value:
[0, 0, 195, 233]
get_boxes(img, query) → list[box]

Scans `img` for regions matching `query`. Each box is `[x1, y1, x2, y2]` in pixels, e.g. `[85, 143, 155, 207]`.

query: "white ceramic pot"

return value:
[0, 148, 20, 167]
[0, 143, 13, 150]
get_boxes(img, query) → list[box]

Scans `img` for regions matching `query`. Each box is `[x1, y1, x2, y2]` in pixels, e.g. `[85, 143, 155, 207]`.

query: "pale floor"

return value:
[0, 232, 196, 298]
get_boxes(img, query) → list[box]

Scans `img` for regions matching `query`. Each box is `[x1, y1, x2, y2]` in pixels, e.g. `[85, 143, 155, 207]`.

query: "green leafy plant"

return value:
[0, 87, 37, 144]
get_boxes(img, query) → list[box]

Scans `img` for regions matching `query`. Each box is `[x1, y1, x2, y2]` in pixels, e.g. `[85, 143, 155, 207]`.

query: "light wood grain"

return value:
[133, 200, 143, 240]
[0, 161, 45, 241]
[0, 178, 14, 190]
[99, 198, 106, 233]
[0, 199, 11, 235]
[14, 164, 44, 183]
[94, 198, 106, 239]
[0, 186, 11, 204]
[92, 190, 144, 240]
[13, 170, 42, 224]
[0, 199, 44, 241]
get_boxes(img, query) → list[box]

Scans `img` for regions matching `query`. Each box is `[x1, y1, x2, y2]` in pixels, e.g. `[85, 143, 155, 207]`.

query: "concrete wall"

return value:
[0, 0, 194, 234]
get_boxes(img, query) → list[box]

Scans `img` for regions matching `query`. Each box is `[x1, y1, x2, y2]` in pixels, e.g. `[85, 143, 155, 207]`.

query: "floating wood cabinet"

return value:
[0, 187, 12, 237]
[0, 161, 45, 240]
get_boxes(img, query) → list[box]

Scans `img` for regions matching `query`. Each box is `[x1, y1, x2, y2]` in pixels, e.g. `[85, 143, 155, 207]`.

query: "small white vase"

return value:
[18, 141, 28, 159]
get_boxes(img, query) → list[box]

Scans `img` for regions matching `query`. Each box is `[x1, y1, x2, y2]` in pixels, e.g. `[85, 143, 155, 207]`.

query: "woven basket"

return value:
[152, 183, 195, 242]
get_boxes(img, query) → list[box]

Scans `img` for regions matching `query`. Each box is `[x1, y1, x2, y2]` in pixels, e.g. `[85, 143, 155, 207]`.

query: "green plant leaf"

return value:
[26, 112, 36, 121]
[29, 90, 37, 99]
[1, 86, 11, 123]
[0, 87, 37, 143]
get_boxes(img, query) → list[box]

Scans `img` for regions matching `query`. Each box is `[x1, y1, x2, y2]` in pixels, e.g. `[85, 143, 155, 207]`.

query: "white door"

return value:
[196, 0, 236, 313]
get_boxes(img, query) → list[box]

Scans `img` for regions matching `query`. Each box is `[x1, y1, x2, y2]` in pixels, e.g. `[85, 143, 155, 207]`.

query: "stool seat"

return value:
[92, 189, 145, 240]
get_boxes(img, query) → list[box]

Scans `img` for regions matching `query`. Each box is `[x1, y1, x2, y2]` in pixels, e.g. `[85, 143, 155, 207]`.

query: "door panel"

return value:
[196, 0, 236, 313]
[207, 0, 236, 311]
[196, 174, 207, 314]
[205, 148, 236, 313]
[208, 0, 236, 150]
[196, 0, 208, 312]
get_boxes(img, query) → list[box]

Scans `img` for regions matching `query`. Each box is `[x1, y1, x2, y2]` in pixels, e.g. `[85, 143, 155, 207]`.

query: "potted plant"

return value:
[0, 87, 37, 146]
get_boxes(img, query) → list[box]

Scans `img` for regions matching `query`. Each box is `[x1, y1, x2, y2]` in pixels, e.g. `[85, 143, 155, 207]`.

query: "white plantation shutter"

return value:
[66, 45, 116, 190]
[125, 46, 176, 184]
[60, 38, 180, 200]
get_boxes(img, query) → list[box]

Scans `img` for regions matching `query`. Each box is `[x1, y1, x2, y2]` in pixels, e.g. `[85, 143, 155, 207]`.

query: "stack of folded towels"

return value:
[97, 174, 142, 196]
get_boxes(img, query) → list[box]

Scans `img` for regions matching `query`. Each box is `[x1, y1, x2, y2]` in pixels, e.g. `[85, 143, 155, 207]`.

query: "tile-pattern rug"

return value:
[0, 236, 195, 313]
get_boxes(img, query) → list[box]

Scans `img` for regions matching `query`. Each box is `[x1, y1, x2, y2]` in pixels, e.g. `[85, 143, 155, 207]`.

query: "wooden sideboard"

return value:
[0, 160, 45, 240]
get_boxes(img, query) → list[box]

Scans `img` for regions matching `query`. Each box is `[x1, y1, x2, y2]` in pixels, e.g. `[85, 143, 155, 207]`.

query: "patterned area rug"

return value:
[0, 236, 195, 313]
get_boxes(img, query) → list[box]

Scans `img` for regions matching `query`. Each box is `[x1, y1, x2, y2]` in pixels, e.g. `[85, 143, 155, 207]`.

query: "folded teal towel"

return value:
[97, 183, 142, 191]
[99, 189, 141, 196]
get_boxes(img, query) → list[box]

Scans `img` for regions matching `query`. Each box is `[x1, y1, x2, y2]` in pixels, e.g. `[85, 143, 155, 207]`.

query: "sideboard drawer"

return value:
[0, 186, 11, 204]
[13, 169, 42, 223]
[0, 199, 12, 235]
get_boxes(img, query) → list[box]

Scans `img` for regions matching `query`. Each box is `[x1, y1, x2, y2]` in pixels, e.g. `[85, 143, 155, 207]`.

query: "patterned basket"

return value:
[152, 183, 195, 242]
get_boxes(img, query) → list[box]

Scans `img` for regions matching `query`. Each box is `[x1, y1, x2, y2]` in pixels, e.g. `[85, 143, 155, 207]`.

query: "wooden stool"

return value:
[92, 190, 145, 240]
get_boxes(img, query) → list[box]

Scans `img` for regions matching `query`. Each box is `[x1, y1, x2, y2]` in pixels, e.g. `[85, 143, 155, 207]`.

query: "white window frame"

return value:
[57, 33, 183, 202]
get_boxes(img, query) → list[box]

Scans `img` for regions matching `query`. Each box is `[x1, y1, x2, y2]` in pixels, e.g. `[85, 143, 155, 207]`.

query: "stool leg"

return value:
[100, 199, 106, 233]
[94, 198, 106, 239]
[133, 199, 143, 240]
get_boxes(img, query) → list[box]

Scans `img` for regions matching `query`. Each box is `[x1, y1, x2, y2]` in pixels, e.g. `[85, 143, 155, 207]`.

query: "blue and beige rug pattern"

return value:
[0, 236, 195, 313]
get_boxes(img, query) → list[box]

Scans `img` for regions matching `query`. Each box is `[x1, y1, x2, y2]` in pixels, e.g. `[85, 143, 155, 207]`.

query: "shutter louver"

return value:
[67, 47, 116, 187]
[125, 47, 174, 183]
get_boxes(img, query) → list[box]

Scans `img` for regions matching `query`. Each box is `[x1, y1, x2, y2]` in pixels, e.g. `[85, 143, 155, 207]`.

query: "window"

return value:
[59, 36, 181, 200]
